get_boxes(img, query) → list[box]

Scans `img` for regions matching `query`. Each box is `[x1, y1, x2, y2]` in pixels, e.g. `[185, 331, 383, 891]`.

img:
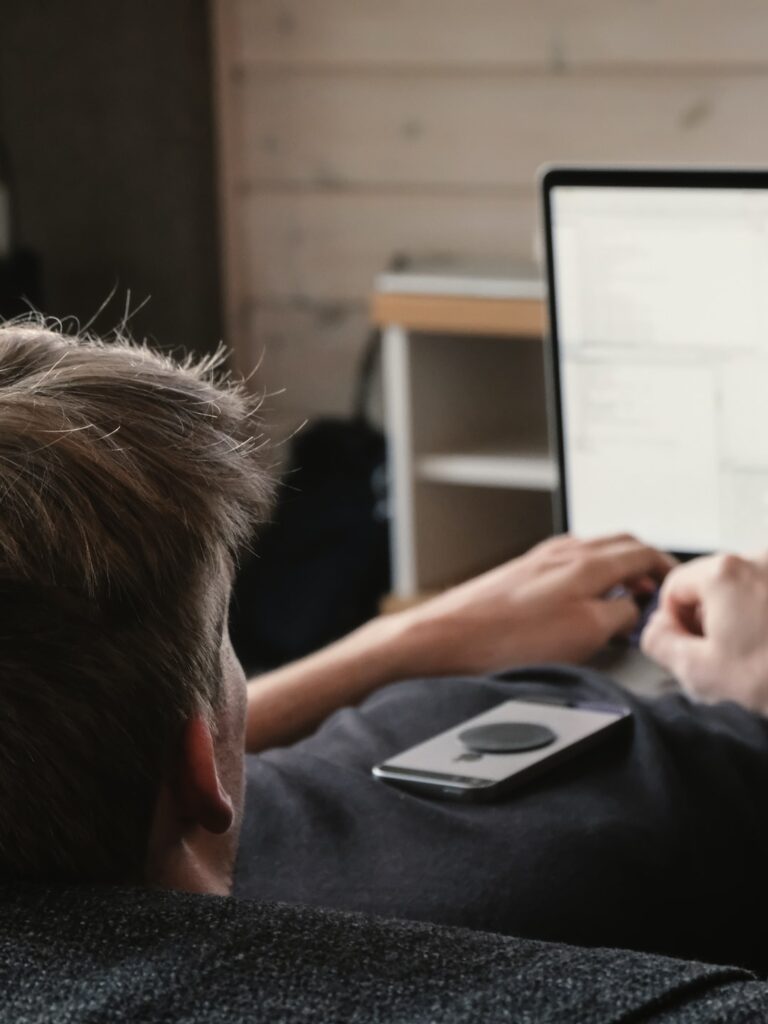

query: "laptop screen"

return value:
[546, 175, 768, 555]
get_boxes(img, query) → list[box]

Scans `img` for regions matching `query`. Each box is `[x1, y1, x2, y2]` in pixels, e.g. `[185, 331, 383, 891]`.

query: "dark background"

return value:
[0, 0, 220, 355]
[0, 0, 389, 668]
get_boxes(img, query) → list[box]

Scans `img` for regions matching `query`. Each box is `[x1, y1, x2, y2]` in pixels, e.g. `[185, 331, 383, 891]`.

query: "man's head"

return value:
[0, 321, 272, 892]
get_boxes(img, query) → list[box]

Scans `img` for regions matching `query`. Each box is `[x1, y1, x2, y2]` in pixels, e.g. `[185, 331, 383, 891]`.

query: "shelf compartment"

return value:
[414, 484, 553, 592]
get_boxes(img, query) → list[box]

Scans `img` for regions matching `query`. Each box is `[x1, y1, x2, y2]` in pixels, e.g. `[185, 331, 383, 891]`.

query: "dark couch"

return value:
[1, 883, 766, 1022]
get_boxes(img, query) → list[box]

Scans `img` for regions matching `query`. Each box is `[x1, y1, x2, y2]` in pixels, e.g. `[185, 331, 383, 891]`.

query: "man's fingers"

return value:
[658, 559, 712, 609]
[572, 541, 676, 596]
[657, 554, 756, 636]
[660, 553, 749, 607]
[589, 595, 639, 640]
[624, 573, 658, 596]
[640, 609, 714, 694]
[599, 540, 678, 582]
[582, 532, 641, 550]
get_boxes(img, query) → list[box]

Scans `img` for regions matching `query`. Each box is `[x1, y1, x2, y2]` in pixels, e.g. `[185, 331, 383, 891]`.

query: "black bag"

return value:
[229, 333, 390, 674]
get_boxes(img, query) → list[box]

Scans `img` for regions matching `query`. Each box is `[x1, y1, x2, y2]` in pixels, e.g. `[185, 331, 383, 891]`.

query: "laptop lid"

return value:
[542, 167, 768, 558]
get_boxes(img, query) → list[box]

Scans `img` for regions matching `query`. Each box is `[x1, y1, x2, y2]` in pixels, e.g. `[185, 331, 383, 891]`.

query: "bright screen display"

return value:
[551, 184, 768, 553]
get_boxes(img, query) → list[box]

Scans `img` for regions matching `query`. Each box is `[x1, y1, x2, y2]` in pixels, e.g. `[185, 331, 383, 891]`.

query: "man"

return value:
[1, 321, 767, 970]
[235, 550, 768, 974]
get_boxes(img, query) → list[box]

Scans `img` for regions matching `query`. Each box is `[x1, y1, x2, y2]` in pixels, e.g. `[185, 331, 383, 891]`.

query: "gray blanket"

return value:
[0, 884, 766, 1023]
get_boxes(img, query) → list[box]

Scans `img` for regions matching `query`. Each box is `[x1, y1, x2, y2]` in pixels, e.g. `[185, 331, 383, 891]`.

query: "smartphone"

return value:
[372, 697, 631, 801]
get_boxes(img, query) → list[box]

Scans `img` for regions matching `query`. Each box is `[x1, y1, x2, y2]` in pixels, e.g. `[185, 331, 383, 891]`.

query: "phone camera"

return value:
[458, 722, 556, 754]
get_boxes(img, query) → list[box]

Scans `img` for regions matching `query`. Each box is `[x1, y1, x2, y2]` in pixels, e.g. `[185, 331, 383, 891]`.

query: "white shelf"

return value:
[376, 271, 545, 301]
[378, 275, 554, 595]
[417, 447, 557, 491]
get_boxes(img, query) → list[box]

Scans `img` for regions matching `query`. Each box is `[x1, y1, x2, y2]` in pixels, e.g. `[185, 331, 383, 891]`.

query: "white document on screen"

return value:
[553, 186, 768, 554]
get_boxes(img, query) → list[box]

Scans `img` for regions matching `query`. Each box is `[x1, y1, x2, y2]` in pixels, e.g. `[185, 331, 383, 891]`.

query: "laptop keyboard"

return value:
[627, 590, 660, 648]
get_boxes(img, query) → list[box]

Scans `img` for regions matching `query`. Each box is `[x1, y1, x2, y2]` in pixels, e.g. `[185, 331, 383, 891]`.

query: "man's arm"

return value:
[246, 533, 675, 752]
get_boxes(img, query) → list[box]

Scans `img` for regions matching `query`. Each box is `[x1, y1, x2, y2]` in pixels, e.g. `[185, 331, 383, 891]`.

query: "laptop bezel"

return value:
[541, 165, 768, 560]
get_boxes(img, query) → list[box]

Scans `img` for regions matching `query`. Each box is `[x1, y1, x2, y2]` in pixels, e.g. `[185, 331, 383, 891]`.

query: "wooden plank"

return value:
[237, 300, 547, 441]
[237, 72, 768, 190]
[239, 300, 372, 427]
[371, 293, 545, 336]
[238, 191, 539, 303]
[210, 0, 249, 367]
[232, 0, 768, 70]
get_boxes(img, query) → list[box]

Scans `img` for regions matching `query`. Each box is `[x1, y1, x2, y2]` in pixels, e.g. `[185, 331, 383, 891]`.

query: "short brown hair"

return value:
[0, 320, 272, 882]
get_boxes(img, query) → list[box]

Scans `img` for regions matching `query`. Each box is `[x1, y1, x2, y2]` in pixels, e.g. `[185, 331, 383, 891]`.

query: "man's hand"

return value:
[398, 534, 676, 678]
[641, 552, 768, 714]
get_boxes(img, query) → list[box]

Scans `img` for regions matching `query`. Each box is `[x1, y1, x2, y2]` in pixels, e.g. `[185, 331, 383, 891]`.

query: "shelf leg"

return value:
[382, 323, 417, 597]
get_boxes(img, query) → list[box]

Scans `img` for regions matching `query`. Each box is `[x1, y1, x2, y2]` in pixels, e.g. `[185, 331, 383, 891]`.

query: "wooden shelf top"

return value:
[371, 291, 546, 337]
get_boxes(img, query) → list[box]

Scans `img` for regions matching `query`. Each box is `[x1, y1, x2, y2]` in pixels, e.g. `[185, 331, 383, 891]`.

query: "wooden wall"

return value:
[212, 0, 768, 433]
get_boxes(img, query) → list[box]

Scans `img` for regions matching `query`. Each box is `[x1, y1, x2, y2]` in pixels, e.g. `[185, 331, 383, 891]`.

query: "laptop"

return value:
[541, 167, 768, 693]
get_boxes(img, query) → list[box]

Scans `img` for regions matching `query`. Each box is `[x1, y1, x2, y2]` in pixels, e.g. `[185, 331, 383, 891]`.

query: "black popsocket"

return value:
[458, 722, 557, 754]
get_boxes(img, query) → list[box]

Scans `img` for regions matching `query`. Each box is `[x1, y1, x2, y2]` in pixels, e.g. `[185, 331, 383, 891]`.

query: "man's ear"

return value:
[175, 714, 234, 835]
